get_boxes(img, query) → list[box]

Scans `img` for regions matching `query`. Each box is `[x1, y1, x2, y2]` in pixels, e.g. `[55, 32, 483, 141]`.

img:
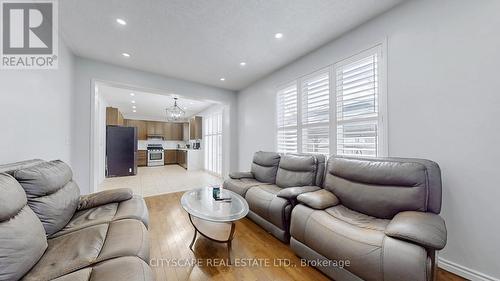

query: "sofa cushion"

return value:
[51, 195, 149, 238]
[223, 178, 268, 197]
[13, 160, 80, 236]
[290, 204, 390, 281]
[0, 159, 45, 175]
[0, 174, 47, 281]
[50, 257, 153, 281]
[276, 154, 318, 188]
[250, 151, 281, 184]
[22, 219, 149, 281]
[245, 185, 290, 230]
[324, 156, 442, 219]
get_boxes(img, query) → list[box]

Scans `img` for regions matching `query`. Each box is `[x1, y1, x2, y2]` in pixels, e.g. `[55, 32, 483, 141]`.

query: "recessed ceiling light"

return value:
[130, 93, 135, 96]
[132, 105, 137, 109]
[220, 77, 225, 81]
[239, 62, 247, 67]
[122, 53, 130, 58]
[189, 102, 194, 105]
[274, 33, 283, 39]
[131, 100, 136, 104]
[133, 110, 137, 113]
[116, 18, 127, 25]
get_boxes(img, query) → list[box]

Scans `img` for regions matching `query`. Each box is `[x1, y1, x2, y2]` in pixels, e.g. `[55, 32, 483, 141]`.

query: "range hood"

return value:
[147, 135, 164, 140]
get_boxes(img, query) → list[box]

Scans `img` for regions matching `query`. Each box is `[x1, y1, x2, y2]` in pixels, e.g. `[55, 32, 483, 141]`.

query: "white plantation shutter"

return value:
[301, 70, 330, 154]
[277, 84, 298, 153]
[335, 50, 381, 157]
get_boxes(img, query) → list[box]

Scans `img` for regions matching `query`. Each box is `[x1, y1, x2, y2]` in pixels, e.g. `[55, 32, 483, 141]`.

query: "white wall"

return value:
[0, 39, 74, 165]
[72, 57, 237, 194]
[237, 0, 500, 279]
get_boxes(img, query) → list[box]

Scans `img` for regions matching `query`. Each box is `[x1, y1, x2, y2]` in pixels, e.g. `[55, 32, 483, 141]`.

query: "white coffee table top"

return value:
[181, 187, 249, 222]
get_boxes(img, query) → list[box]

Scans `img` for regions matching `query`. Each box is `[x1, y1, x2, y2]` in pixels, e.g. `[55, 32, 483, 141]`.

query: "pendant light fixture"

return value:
[165, 97, 185, 121]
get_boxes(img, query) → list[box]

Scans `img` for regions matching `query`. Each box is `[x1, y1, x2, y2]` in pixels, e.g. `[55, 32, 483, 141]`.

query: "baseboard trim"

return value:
[438, 257, 499, 281]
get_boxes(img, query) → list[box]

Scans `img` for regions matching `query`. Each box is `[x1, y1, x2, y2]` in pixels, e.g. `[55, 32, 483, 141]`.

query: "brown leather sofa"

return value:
[290, 156, 447, 281]
[0, 159, 153, 281]
[224, 152, 326, 242]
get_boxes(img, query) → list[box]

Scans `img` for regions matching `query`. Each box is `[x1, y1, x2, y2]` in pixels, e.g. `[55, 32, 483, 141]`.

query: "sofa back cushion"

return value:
[250, 151, 281, 184]
[0, 173, 47, 281]
[324, 156, 442, 219]
[276, 154, 323, 188]
[13, 160, 80, 236]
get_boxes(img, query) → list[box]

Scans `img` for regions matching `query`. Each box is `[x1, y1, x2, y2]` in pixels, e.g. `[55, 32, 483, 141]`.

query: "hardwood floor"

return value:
[145, 192, 466, 281]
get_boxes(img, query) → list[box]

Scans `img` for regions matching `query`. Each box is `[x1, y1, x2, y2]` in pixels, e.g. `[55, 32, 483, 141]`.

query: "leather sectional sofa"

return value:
[225, 152, 447, 281]
[0, 159, 153, 281]
[224, 152, 325, 242]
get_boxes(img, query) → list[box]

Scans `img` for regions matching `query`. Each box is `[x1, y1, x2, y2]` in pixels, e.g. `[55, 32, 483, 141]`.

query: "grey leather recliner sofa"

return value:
[290, 156, 447, 281]
[0, 159, 153, 281]
[224, 151, 326, 242]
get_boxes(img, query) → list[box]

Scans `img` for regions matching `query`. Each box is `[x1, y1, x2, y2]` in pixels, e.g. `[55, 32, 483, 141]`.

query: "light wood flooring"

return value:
[145, 192, 466, 281]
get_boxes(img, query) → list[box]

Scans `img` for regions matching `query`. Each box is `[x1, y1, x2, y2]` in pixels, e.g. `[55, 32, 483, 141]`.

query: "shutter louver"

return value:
[277, 84, 298, 153]
[336, 54, 379, 157]
[301, 71, 330, 155]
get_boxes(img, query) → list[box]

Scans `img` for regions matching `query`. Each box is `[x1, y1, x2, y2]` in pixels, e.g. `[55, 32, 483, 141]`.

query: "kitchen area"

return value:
[106, 106, 204, 177]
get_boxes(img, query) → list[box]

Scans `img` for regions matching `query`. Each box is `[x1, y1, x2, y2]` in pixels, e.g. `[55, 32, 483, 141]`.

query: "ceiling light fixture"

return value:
[122, 53, 130, 58]
[220, 77, 225, 81]
[116, 18, 127, 25]
[165, 97, 185, 121]
[133, 110, 137, 113]
[239, 62, 246, 67]
[132, 106, 137, 109]
[130, 93, 135, 96]
[274, 33, 283, 39]
[131, 100, 136, 104]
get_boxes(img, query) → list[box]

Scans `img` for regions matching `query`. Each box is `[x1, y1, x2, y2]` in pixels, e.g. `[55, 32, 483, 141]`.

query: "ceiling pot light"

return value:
[131, 100, 136, 104]
[130, 93, 135, 96]
[220, 77, 225, 81]
[165, 97, 185, 121]
[239, 62, 246, 67]
[133, 110, 137, 113]
[122, 53, 130, 57]
[132, 105, 137, 109]
[274, 33, 283, 39]
[116, 18, 127, 25]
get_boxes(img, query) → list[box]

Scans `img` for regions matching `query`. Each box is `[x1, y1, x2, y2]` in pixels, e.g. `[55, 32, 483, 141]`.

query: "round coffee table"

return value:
[181, 187, 249, 263]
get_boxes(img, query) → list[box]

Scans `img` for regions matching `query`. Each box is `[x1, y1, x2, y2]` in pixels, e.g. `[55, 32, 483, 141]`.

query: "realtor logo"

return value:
[1, 0, 58, 69]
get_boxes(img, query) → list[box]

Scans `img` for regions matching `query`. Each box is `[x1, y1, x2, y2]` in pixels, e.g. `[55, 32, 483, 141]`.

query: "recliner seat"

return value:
[225, 152, 325, 242]
[290, 156, 447, 281]
[0, 159, 153, 281]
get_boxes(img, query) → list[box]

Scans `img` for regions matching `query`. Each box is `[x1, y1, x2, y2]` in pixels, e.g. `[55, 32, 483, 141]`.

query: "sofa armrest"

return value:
[296, 189, 339, 210]
[229, 171, 254, 179]
[277, 186, 321, 200]
[77, 188, 134, 211]
[385, 211, 447, 250]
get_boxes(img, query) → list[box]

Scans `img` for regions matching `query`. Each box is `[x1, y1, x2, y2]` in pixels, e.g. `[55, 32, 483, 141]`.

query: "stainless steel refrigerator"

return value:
[106, 126, 137, 177]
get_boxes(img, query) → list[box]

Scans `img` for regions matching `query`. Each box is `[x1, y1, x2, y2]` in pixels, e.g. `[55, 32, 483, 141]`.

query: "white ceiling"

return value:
[60, 0, 404, 91]
[98, 84, 215, 121]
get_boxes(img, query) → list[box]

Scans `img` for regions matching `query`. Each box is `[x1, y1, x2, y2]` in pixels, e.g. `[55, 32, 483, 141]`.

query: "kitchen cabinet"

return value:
[164, 149, 177, 164]
[137, 150, 147, 166]
[125, 119, 147, 140]
[106, 107, 124, 126]
[163, 122, 183, 140]
[177, 150, 187, 169]
[189, 116, 202, 140]
[146, 121, 163, 136]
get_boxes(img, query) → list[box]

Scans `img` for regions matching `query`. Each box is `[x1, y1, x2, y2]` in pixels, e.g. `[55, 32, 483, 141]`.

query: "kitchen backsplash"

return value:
[138, 140, 187, 150]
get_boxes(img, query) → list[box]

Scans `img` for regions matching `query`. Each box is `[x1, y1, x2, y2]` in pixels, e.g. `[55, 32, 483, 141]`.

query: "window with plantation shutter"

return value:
[335, 46, 385, 157]
[277, 83, 298, 153]
[301, 70, 330, 154]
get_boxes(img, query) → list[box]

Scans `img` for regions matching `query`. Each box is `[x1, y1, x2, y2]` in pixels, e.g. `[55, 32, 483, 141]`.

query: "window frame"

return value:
[275, 42, 388, 157]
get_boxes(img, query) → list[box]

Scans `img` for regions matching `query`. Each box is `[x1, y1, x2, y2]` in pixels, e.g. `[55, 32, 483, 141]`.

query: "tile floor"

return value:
[99, 165, 223, 197]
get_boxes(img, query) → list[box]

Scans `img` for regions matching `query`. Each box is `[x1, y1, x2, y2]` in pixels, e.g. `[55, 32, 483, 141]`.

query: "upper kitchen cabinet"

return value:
[189, 116, 202, 140]
[146, 121, 163, 136]
[106, 107, 124, 126]
[124, 119, 147, 140]
[163, 122, 183, 140]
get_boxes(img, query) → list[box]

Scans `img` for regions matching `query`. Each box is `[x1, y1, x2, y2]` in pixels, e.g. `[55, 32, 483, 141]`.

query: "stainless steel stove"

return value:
[147, 144, 164, 166]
